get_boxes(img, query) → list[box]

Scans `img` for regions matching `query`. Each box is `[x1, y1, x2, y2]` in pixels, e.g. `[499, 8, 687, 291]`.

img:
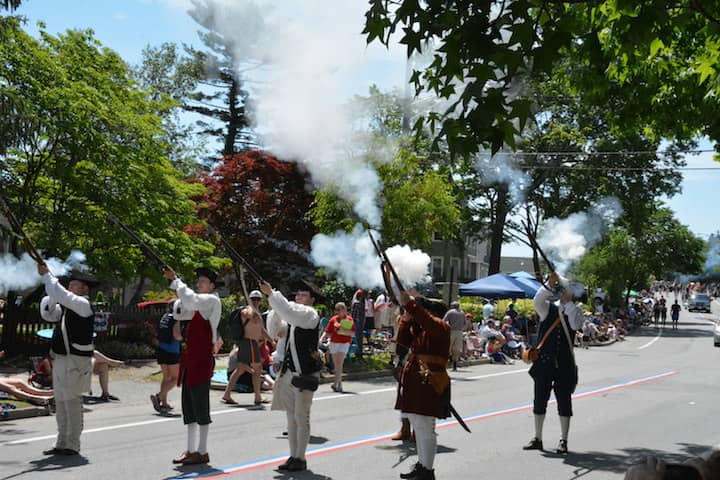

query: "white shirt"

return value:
[533, 286, 583, 330]
[268, 290, 319, 374]
[40, 273, 93, 321]
[266, 309, 287, 364]
[169, 278, 221, 344]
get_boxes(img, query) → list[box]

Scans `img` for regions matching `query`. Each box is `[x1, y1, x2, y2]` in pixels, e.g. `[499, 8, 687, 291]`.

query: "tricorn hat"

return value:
[62, 270, 99, 288]
[195, 267, 225, 288]
[291, 278, 324, 302]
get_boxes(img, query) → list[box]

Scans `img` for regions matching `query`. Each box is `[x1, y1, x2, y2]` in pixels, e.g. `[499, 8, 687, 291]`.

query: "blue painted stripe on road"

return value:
[169, 369, 677, 479]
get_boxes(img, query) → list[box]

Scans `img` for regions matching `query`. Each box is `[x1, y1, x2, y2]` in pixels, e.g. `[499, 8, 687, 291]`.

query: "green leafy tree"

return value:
[364, 1, 720, 156]
[0, 20, 219, 289]
[133, 42, 208, 176]
[185, 0, 255, 157]
[577, 206, 705, 306]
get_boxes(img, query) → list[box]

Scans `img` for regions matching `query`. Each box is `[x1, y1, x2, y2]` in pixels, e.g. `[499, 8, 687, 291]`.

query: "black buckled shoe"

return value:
[286, 458, 307, 472]
[556, 439, 568, 454]
[400, 462, 422, 479]
[415, 465, 435, 480]
[523, 437, 543, 451]
[277, 457, 296, 471]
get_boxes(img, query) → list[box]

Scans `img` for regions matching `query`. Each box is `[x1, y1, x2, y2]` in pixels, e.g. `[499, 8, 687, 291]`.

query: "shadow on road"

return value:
[0, 454, 89, 480]
[535, 442, 709, 479]
[374, 441, 457, 471]
[272, 469, 333, 479]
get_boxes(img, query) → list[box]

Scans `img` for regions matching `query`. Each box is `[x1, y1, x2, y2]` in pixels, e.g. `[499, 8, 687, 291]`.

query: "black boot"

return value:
[400, 462, 421, 479]
[523, 437, 543, 451]
[415, 465, 436, 480]
[556, 439, 568, 454]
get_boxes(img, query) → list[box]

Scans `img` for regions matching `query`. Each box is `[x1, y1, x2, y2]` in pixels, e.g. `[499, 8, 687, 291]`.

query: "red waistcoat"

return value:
[178, 311, 214, 387]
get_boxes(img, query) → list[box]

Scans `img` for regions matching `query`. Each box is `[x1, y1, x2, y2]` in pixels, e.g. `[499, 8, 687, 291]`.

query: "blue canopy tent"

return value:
[458, 273, 529, 299]
[509, 271, 536, 280]
[510, 276, 543, 297]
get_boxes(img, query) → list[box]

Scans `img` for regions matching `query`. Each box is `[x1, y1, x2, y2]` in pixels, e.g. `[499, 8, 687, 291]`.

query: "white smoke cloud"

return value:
[309, 225, 430, 289]
[191, 0, 401, 227]
[0, 250, 88, 294]
[538, 197, 623, 274]
[475, 151, 531, 205]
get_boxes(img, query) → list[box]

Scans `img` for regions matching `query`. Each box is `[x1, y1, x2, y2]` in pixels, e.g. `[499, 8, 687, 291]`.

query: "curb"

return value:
[2, 405, 50, 421]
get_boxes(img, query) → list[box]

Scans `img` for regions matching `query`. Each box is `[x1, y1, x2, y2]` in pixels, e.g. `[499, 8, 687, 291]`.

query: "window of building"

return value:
[450, 257, 461, 279]
[431, 256, 444, 280]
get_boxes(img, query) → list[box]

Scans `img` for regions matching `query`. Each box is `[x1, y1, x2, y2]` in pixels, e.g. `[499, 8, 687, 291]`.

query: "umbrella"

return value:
[459, 273, 528, 299]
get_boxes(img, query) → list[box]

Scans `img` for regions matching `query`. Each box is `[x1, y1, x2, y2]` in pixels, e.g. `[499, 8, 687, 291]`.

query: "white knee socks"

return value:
[187, 423, 198, 452]
[560, 416, 570, 441]
[534, 414, 545, 440]
[198, 424, 209, 454]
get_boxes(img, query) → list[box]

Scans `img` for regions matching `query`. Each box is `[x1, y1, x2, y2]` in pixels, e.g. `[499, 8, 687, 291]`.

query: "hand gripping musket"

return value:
[107, 213, 168, 270]
[0, 196, 46, 266]
[367, 230, 471, 433]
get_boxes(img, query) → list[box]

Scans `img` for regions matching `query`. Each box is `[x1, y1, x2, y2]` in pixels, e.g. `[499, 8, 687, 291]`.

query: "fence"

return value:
[1, 304, 168, 356]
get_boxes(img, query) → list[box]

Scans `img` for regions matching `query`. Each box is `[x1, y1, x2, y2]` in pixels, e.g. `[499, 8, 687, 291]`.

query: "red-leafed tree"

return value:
[198, 150, 317, 288]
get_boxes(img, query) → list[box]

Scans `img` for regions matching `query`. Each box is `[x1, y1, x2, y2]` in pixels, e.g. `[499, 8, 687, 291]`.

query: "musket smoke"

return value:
[193, 0, 395, 227]
[0, 250, 88, 294]
[309, 225, 430, 289]
[538, 197, 623, 274]
[705, 233, 720, 274]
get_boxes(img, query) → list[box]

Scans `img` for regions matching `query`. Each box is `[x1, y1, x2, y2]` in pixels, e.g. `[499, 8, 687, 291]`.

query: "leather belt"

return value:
[408, 353, 448, 367]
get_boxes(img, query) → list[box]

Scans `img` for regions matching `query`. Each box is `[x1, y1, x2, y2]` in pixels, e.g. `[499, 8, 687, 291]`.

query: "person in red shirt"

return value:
[319, 302, 356, 393]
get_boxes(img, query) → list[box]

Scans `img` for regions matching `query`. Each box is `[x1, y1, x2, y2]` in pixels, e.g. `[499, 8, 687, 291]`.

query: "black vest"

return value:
[536, 303, 575, 368]
[51, 305, 95, 357]
[285, 323, 322, 374]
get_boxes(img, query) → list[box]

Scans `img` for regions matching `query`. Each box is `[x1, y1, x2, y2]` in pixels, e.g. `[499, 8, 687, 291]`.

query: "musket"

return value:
[369, 230, 472, 434]
[367, 230, 404, 305]
[0, 196, 46, 265]
[205, 224, 265, 284]
[107, 213, 168, 269]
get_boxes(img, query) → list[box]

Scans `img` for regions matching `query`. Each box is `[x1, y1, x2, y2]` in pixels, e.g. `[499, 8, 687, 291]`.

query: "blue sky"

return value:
[12, 0, 720, 255]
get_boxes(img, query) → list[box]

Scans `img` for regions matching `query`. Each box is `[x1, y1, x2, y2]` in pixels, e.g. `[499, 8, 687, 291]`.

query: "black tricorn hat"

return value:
[62, 270, 99, 288]
[195, 267, 225, 288]
[417, 297, 448, 318]
[291, 278, 324, 302]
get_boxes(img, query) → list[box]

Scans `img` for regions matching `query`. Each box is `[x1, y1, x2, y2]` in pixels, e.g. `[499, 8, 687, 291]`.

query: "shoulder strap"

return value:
[536, 317, 560, 349]
[559, 312, 576, 361]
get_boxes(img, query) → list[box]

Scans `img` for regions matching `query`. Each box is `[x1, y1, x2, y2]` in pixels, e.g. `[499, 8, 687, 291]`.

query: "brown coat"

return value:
[394, 300, 451, 419]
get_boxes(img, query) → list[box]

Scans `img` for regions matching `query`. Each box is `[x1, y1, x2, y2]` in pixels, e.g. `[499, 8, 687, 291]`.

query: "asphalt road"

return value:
[2, 295, 719, 480]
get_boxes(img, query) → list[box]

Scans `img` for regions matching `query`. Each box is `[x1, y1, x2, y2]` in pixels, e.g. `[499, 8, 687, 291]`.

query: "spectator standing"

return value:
[319, 302, 355, 392]
[659, 298, 668, 327]
[482, 299, 495, 320]
[505, 303, 519, 323]
[364, 292, 375, 344]
[442, 302, 465, 371]
[350, 290, 365, 356]
[671, 300, 681, 330]
[151, 300, 184, 413]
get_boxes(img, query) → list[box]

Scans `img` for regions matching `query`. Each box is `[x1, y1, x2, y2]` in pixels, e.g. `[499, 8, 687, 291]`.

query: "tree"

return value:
[0, 0, 22, 11]
[0, 20, 218, 287]
[185, 0, 255, 158]
[133, 43, 208, 177]
[364, 1, 720, 157]
[198, 150, 317, 287]
[577, 206, 705, 306]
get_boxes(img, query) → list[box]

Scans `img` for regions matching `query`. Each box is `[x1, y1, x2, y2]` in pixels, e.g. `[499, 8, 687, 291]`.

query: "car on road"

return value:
[688, 292, 711, 313]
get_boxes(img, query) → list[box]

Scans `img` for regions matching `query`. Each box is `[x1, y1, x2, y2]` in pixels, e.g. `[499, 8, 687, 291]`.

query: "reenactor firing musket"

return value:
[0, 195, 46, 266]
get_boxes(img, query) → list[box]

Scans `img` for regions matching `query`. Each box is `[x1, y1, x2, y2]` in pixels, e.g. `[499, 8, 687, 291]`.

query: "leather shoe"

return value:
[286, 458, 307, 472]
[58, 448, 79, 456]
[182, 452, 209, 465]
[415, 466, 435, 480]
[42, 447, 63, 456]
[277, 457, 296, 471]
[172, 451, 190, 464]
[400, 462, 421, 479]
[556, 439, 568, 454]
[523, 437, 543, 451]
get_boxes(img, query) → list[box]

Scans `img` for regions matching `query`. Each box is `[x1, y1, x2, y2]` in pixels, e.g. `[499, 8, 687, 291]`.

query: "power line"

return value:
[478, 149, 717, 157]
[516, 166, 720, 171]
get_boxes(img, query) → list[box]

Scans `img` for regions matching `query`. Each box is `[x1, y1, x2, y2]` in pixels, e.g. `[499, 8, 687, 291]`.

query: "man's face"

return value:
[196, 276, 215, 294]
[250, 297, 262, 307]
[294, 290, 315, 306]
[335, 305, 347, 316]
[68, 280, 89, 297]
